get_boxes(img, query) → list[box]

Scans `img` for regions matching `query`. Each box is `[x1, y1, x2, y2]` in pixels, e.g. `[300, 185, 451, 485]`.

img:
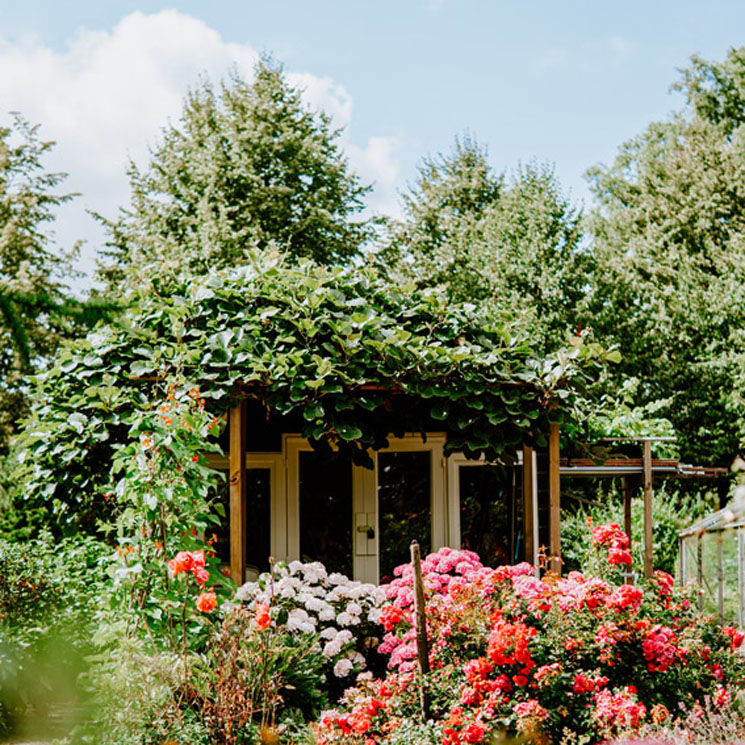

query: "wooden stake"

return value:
[643, 439, 653, 579]
[410, 540, 430, 721]
[621, 476, 632, 545]
[229, 398, 247, 585]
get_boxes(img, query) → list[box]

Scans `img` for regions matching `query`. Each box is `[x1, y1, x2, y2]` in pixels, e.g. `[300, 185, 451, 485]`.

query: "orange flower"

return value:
[255, 602, 272, 630]
[168, 551, 192, 575]
[196, 592, 217, 613]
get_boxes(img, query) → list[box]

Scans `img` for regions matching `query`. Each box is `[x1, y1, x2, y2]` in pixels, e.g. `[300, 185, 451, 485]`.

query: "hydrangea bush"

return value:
[317, 527, 745, 745]
[236, 561, 386, 685]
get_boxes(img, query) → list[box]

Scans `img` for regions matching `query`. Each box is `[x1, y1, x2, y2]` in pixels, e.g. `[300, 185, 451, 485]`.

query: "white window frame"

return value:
[214, 436, 528, 583]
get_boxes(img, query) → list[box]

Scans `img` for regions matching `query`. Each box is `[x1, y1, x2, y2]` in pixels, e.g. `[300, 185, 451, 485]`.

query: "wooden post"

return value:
[738, 528, 744, 629]
[522, 444, 535, 566]
[697, 536, 704, 612]
[548, 422, 561, 575]
[643, 439, 653, 579]
[229, 398, 247, 585]
[410, 541, 430, 721]
[717, 535, 724, 623]
[621, 476, 632, 545]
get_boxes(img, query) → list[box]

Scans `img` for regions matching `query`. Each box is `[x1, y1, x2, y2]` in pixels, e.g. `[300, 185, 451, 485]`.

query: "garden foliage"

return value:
[14, 253, 610, 534]
[0, 534, 110, 737]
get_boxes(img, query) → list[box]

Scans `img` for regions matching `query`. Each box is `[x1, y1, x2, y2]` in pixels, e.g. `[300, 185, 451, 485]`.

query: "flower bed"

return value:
[317, 525, 745, 745]
[236, 560, 386, 699]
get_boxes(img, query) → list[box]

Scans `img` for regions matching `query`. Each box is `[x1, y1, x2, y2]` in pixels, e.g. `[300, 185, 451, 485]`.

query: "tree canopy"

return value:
[382, 138, 589, 353]
[0, 115, 86, 452]
[586, 46, 745, 464]
[98, 58, 370, 289]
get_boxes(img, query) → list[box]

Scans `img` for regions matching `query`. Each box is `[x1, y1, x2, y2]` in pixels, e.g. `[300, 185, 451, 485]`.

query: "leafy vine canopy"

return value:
[15, 253, 609, 531]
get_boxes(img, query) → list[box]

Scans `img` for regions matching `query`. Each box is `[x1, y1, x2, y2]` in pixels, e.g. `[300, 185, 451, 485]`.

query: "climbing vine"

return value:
[14, 253, 613, 532]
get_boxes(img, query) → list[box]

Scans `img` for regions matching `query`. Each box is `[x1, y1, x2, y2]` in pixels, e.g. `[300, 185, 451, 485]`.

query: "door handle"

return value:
[356, 525, 375, 539]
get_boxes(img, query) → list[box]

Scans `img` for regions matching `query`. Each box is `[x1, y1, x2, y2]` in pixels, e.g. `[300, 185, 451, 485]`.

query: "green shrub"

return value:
[0, 534, 110, 739]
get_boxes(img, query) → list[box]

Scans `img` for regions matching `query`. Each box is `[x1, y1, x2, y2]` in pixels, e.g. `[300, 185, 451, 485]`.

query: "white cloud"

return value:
[0, 10, 401, 286]
[348, 135, 404, 219]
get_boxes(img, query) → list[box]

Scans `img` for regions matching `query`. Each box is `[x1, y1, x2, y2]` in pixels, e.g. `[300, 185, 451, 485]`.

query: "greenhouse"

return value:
[679, 489, 745, 626]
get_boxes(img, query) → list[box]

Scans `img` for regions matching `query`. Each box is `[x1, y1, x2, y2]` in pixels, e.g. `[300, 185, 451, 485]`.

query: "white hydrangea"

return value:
[286, 608, 316, 633]
[336, 611, 359, 626]
[323, 639, 343, 658]
[333, 658, 354, 677]
[336, 630, 353, 645]
[234, 559, 384, 679]
[319, 607, 336, 622]
[345, 601, 362, 617]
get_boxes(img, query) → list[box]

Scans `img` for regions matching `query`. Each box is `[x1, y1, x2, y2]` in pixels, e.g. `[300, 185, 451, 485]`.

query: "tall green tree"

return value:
[99, 58, 370, 287]
[0, 115, 81, 452]
[586, 47, 745, 464]
[384, 137, 588, 351]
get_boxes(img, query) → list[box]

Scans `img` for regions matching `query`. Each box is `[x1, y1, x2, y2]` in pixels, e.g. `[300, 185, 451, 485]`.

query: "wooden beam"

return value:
[548, 422, 561, 575]
[643, 439, 653, 579]
[229, 398, 247, 585]
[522, 444, 535, 566]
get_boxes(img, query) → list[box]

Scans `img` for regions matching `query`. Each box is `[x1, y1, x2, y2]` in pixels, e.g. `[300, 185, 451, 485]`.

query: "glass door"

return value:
[286, 435, 447, 584]
[372, 436, 447, 583]
[286, 437, 355, 578]
[447, 454, 523, 567]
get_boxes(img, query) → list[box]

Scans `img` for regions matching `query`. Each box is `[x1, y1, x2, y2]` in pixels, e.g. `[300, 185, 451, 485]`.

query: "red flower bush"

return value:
[316, 524, 745, 745]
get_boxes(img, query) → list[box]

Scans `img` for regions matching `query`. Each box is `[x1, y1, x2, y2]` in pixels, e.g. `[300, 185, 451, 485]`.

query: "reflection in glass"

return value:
[378, 451, 431, 581]
[299, 451, 353, 577]
[459, 465, 517, 566]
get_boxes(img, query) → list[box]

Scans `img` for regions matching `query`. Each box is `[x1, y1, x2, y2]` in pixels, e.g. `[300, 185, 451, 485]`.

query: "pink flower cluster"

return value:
[592, 522, 633, 566]
[593, 686, 647, 730]
[378, 547, 485, 672]
[642, 624, 680, 672]
[316, 531, 745, 745]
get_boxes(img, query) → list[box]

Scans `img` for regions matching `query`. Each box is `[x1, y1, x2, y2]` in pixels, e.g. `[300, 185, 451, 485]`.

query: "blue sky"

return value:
[2, 1, 745, 285]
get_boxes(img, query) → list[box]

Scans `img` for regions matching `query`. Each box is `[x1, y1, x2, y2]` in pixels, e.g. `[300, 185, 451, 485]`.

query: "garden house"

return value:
[20, 258, 599, 585]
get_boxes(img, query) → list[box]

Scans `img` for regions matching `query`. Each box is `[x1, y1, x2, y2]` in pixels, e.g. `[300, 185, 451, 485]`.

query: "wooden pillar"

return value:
[621, 476, 632, 544]
[643, 439, 653, 579]
[229, 398, 247, 585]
[522, 444, 535, 566]
[548, 421, 561, 575]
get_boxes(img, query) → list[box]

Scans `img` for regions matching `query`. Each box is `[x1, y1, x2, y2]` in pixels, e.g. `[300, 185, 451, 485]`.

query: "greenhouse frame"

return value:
[679, 500, 745, 626]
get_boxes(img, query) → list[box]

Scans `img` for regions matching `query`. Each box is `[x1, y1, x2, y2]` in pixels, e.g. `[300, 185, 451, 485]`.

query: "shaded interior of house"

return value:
[209, 401, 559, 584]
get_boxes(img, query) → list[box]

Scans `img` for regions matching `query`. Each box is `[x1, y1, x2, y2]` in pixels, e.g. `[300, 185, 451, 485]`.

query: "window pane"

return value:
[213, 468, 271, 575]
[299, 451, 353, 577]
[378, 451, 431, 581]
[246, 469, 272, 572]
[459, 465, 516, 566]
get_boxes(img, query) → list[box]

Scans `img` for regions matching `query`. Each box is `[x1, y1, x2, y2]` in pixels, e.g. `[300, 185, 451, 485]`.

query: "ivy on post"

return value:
[410, 539, 431, 721]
